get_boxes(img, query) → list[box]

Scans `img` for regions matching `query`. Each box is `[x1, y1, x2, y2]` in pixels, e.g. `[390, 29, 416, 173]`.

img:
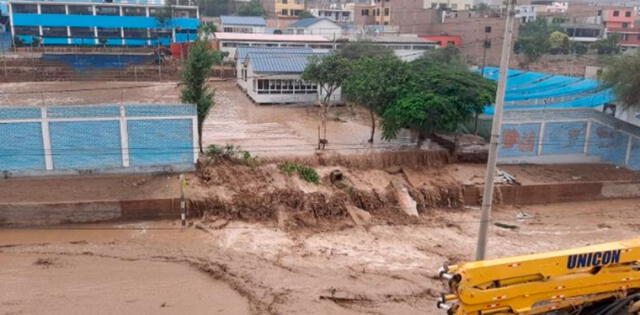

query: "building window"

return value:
[70, 27, 94, 37]
[123, 6, 147, 16]
[68, 5, 93, 15]
[151, 28, 172, 38]
[14, 26, 39, 35]
[12, 4, 38, 14]
[42, 26, 68, 37]
[123, 28, 147, 39]
[613, 10, 620, 17]
[361, 9, 369, 16]
[282, 9, 289, 15]
[384, 8, 389, 16]
[96, 6, 119, 16]
[97, 27, 121, 39]
[40, 4, 66, 14]
[623, 22, 629, 28]
[626, 11, 632, 17]
[173, 8, 197, 18]
[282, 0, 288, 3]
[255, 79, 317, 95]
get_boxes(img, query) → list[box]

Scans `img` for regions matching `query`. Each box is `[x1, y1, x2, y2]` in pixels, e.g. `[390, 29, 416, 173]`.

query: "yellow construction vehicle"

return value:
[437, 238, 640, 314]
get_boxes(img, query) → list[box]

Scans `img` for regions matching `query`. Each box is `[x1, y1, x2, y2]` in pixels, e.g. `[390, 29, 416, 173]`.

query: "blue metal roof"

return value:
[236, 47, 313, 63]
[248, 52, 325, 74]
[220, 15, 266, 27]
[289, 18, 329, 28]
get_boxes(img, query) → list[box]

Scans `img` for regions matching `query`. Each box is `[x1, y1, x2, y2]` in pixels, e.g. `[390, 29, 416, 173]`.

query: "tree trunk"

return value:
[368, 108, 376, 144]
[198, 127, 204, 154]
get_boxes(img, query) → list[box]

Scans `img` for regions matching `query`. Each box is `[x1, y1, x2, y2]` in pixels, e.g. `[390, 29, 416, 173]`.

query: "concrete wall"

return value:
[498, 109, 640, 170]
[0, 104, 198, 176]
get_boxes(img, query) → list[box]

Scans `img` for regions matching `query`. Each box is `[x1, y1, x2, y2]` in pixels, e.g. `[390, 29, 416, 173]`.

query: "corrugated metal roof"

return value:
[214, 32, 329, 42]
[220, 16, 266, 27]
[248, 52, 325, 74]
[289, 18, 334, 28]
[235, 47, 313, 63]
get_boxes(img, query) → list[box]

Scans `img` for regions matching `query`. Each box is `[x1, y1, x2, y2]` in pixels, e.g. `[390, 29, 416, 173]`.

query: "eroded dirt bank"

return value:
[2, 198, 640, 315]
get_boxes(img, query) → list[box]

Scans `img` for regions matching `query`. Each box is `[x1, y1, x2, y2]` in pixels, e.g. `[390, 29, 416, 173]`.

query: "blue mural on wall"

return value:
[50, 120, 122, 169]
[499, 123, 541, 157]
[542, 121, 587, 155]
[127, 119, 193, 166]
[0, 122, 45, 170]
[587, 122, 629, 166]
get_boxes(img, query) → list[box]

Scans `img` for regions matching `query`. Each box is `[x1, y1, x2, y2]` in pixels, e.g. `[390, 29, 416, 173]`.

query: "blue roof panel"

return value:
[236, 47, 314, 63]
[289, 18, 325, 28]
[248, 52, 325, 73]
[220, 15, 266, 27]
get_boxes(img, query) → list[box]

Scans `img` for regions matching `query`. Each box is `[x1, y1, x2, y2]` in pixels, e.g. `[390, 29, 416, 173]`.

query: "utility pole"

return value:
[475, 0, 517, 261]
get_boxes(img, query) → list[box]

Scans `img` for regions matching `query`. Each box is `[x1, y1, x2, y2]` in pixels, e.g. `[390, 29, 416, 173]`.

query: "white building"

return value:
[219, 16, 267, 33]
[212, 32, 334, 60]
[234, 46, 313, 91]
[424, 0, 474, 10]
[515, 5, 537, 23]
[344, 35, 438, 61]
[309, 6, 354, 23]
[241, 52, 342, 105]
[286, 18, 344, 39]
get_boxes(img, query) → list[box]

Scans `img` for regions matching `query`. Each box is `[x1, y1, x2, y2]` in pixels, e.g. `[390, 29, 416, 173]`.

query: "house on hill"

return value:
[286, 18, 343, 38]
[220, 15, 267, 33]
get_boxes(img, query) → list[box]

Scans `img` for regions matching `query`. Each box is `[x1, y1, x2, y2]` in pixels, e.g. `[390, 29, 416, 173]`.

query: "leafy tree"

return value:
[198, 22, 217, 37]
[572, 41, 588, 55]
[297, 10, 315, 18]
[549, 31, 570, 54]
[381, 62, 496, 146]
[592, 34, 621, 55]
[601, 52, 640, 110]
[515, 19, 559, 64]
[336, 40, 394, 60]
[418, 44, 466, 69]
[302, 55, 352, 148]
[180, 40, 227, 153]
[237, 0, 264, 16]
[343, 55, 409, 143]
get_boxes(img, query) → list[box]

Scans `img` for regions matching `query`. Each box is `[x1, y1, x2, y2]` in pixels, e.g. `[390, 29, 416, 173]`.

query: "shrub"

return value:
[205, 144, 258, 168]
[278, 162, 320, 184]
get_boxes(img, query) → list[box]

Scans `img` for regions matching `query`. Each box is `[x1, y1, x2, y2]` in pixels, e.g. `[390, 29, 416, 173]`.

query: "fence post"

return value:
[134, 66, 137, 81]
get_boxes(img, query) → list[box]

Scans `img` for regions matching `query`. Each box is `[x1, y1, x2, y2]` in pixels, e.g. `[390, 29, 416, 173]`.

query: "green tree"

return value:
[343, 55, 409, 143]
[571, 41, 588, 55]
[515, 19, 559, 64]
[417, 44, 466, 68]
[549, 31, 570, 54]
[592, 34, 621, 55]
[302, 55, 352, 148]
[297, 10, 315, 18]
[198, 22, 217, 37]
[601, 52, 640, 110]
[381, 62, 496, 146]
[336, 40, 394, 60]
[180, 40, 227, 153]
[237, 0, 264, 16]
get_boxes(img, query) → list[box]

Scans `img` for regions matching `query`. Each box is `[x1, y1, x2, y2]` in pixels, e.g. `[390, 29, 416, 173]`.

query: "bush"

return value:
[278, 162, 320, 184]
[205, 144, 258, 168]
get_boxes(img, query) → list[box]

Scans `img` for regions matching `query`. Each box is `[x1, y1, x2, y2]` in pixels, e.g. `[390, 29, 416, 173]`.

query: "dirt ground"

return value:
[1, 198, 639, 315]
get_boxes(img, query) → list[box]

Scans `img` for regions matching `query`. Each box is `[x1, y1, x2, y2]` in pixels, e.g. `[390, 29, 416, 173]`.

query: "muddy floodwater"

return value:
[2, 198, 640, 315]
[1, 253, 251, 315]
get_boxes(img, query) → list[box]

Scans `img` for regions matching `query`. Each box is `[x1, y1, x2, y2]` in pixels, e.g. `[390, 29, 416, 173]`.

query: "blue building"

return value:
[4, 0, 199, 46]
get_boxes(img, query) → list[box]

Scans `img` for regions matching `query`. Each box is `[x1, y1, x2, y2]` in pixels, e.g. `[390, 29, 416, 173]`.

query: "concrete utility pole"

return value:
[475, 0, 517, 261]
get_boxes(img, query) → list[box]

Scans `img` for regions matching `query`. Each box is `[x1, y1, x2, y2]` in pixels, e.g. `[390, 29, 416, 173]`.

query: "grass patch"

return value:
[278, 162, 320, 184]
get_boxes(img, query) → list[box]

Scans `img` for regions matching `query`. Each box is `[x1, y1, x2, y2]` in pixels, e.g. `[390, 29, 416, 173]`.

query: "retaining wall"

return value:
[0, 103, 198, 176]
[499, 109, 640, 170]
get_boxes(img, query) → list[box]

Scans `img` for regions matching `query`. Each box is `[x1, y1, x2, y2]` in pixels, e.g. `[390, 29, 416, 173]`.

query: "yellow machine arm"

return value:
[437, 238, 640, 314]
